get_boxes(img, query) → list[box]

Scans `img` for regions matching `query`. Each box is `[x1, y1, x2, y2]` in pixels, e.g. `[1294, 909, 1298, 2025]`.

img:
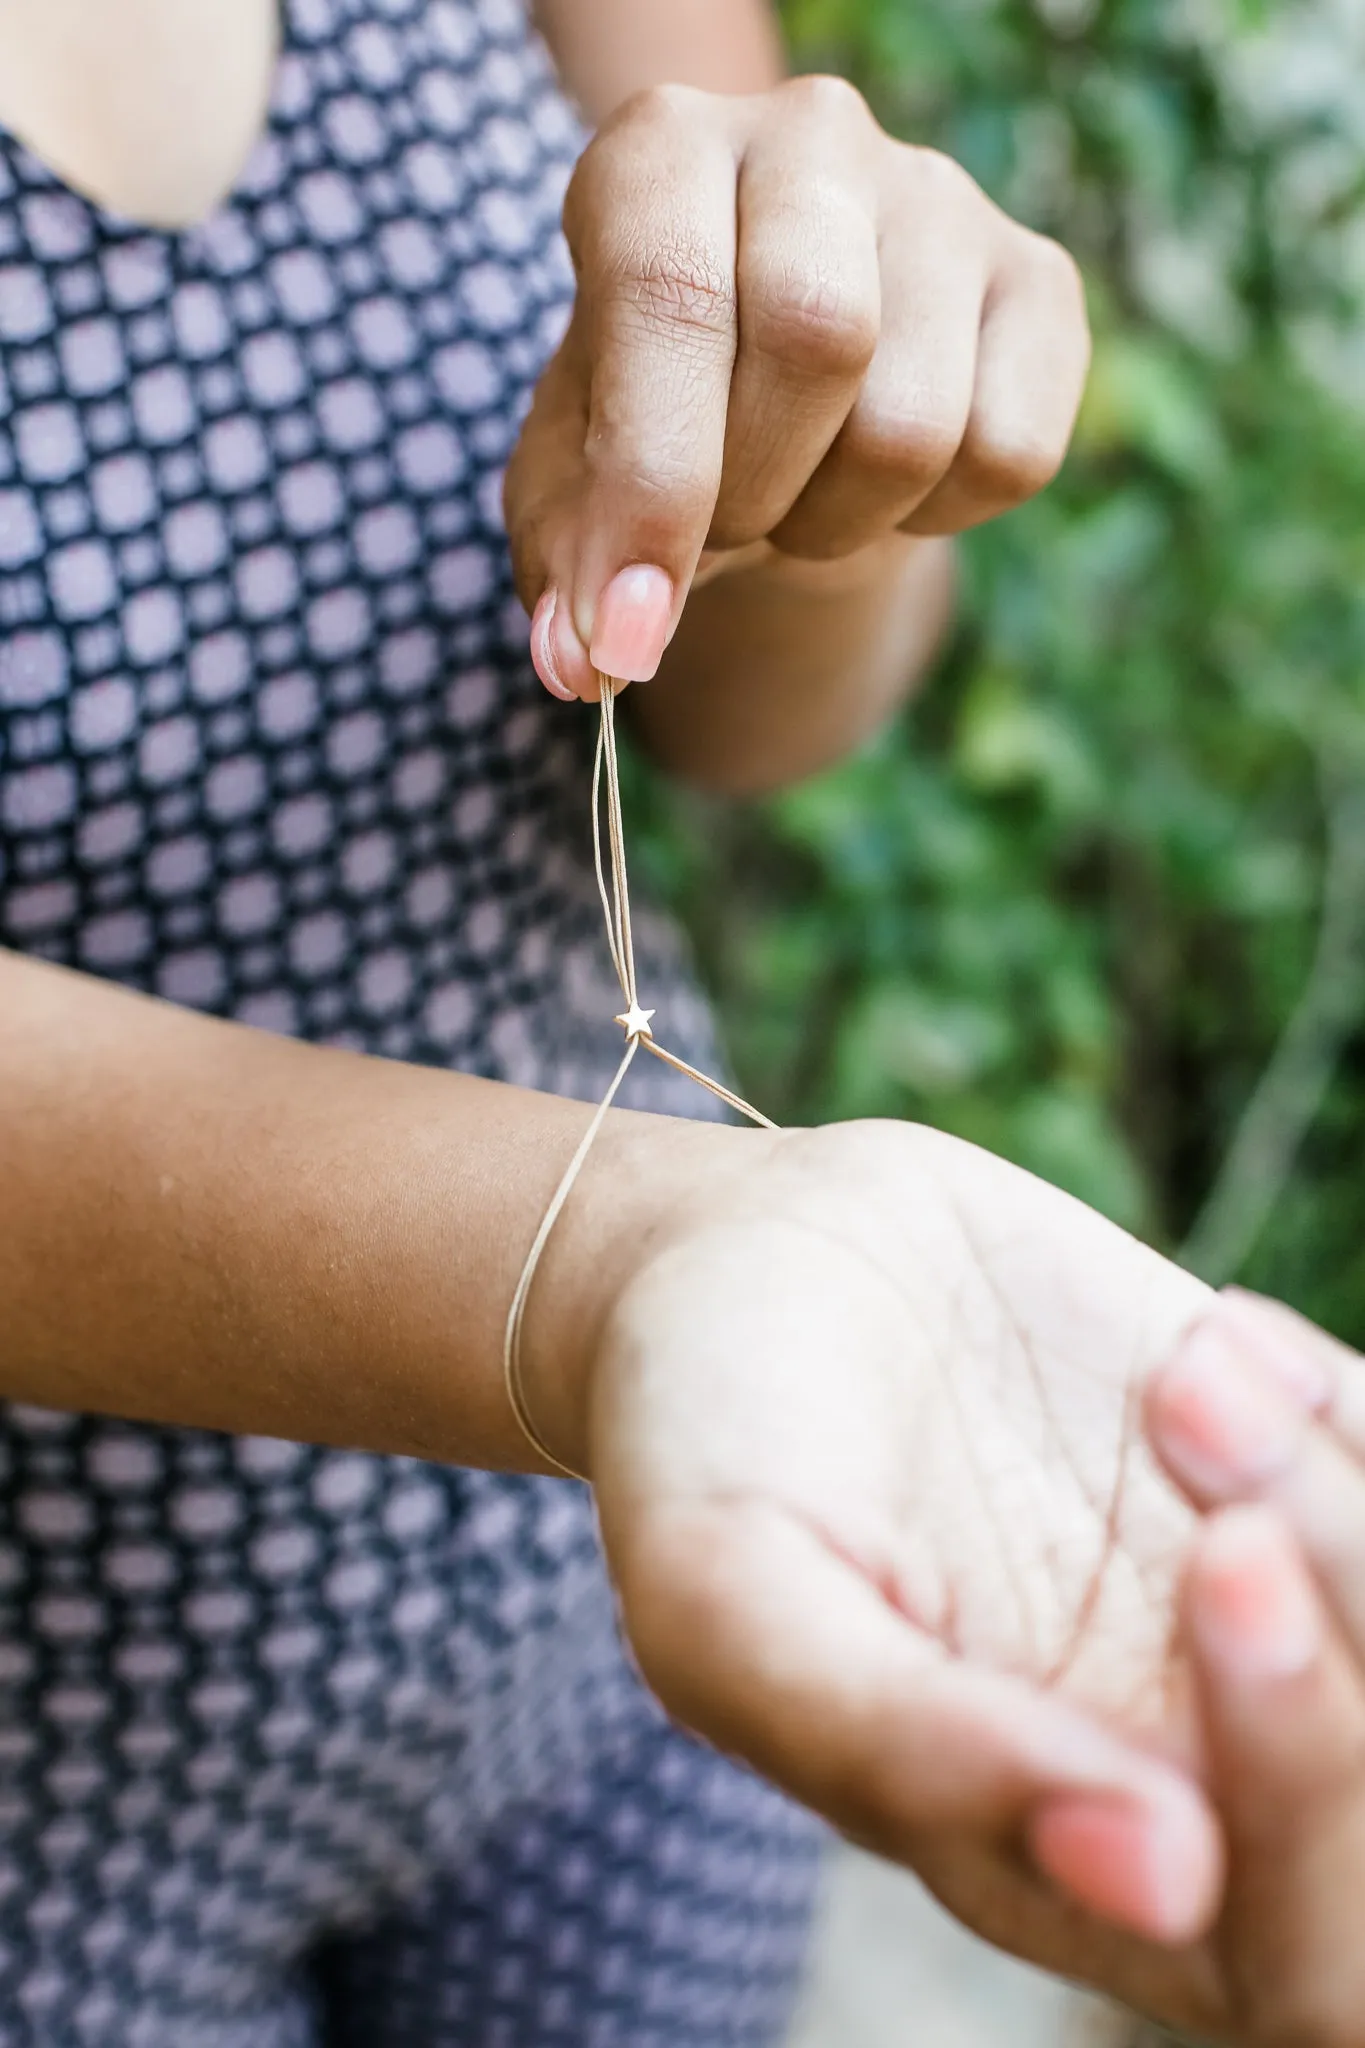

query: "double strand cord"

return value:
[503, 677, 776, 1478]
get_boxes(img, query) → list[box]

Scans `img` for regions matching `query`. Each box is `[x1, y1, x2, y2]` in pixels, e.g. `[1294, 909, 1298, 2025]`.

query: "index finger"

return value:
[562, 88, 740, 682]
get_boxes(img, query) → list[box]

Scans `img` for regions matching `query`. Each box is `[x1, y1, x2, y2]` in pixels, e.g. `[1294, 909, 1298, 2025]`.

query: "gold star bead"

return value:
[615, 1003, 655, 1040]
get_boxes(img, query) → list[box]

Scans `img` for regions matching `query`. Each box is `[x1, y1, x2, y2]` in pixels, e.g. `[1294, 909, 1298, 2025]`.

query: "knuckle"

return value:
[904, 142, 984, 214]
[995, 231, 1091, 360]
[1017, 233, 1092, 360]
[616, 80, 702, 133]
[613, 243, 737, 345]
[585, 81, 701, 165]
[587, 436, 714, 529]
[747, 266, 878, 382]
[563, 86, 705, 255]
[1023, 228, 1087, 309]
[780, 71, 871, 131]
[843, 400, 963, 490]
[959, 416, 1066, 504]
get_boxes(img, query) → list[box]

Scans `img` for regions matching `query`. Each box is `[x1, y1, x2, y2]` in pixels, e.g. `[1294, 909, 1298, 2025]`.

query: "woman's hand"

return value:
[523, 1117, 1236, 1996]
[505, 77, 1089, 701]
[1130, 1291, 1365, 2044]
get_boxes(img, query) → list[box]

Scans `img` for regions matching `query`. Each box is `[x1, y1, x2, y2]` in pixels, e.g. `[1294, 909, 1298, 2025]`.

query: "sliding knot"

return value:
[614, 1002, 655, 1042]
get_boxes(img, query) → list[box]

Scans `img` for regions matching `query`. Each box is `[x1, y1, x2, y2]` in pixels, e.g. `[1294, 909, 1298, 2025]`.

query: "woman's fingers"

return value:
[1185, 1505, 1365, 2043]
[512, 81, 887, 694]
[609, 1492, 1221, 1947]
[507, 84, 1093, 701]
[507, 90, 743, 699]
[772, 148, 988, 559]
[707, 78, 881, 550]
[906, 228, 1090, 535]
[1147, 1299, 1365, 1663]
[560, 87, 740, 683]
[772, 153, 1089, 556]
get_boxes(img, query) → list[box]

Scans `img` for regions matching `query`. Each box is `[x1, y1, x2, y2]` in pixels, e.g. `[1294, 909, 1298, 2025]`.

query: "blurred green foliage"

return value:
[631, 0, 1365, 1331]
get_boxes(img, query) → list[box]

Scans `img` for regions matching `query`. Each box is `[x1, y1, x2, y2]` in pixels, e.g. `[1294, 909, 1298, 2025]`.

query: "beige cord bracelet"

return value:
[502, 676, 776, 1480]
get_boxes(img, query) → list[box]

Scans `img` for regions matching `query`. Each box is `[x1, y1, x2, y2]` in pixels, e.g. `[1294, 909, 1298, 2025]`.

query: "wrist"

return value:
[517, 1106, 770, 1480]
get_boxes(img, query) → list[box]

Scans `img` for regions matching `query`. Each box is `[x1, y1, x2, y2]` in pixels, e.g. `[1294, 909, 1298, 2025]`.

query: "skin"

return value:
[1131, 1292, 1365, 2045]
[1, 2, 1347, 2036]
[504, 69, 1088, 792]
[0, 949, 1227, 1964]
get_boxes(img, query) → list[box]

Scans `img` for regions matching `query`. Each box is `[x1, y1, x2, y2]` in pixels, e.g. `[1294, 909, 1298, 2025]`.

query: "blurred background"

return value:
[635, 0, 1365, 1326]
[632, 0, 1365, 2040]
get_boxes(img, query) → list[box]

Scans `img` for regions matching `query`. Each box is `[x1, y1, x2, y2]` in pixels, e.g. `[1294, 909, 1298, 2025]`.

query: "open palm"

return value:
[590, 1119, 1224, 2020]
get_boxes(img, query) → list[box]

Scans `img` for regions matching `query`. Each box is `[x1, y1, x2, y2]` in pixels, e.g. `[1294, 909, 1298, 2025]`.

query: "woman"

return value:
[0, 0, 1309, 2042]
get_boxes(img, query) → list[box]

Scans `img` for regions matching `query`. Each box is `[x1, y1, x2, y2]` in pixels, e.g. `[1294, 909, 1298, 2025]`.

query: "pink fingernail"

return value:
[1193, 1505, 1319, 1680]
[1150, 1318, 1304, 1497]
[530, 588, 577, 701]
[589, 564, 673, 683]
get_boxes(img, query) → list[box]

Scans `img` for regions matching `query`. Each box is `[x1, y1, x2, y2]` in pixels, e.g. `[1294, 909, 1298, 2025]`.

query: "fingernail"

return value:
[1217, 1290, 1333, 1412]
[589, 564, 673, 683]
[530, 588, 577, 701]
[1193, 1505, 1320, 1680]
[1151, 1318, 1304, 1497]
[1028, 1793, 1215, 1945]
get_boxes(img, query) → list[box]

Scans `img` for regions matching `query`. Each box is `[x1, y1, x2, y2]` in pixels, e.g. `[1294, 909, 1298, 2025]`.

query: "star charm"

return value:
[614, 1002, 656, 1041]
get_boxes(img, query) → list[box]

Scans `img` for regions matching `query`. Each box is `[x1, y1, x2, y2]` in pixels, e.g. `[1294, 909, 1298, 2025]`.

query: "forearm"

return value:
[0, 950, 738, 1471]
[534, 0, 783, 122]
[635, 536, 955, 794]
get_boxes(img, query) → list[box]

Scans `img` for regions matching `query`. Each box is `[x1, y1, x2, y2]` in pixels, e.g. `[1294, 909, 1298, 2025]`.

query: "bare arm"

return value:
[534, 0, 784, 120]
[0, 2, 751, 1460]
[0, 948, 733, 1466]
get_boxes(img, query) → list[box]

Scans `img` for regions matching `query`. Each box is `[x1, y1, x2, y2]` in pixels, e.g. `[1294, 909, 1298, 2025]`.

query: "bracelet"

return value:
[502, 676, 776, 1481]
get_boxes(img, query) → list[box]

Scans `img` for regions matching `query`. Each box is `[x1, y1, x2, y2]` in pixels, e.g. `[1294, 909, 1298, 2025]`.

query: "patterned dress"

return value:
[0, 2, 820, 2041]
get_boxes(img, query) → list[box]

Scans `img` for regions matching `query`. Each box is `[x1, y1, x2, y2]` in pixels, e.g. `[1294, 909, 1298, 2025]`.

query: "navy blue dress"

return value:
[0, 2, 820, 2040]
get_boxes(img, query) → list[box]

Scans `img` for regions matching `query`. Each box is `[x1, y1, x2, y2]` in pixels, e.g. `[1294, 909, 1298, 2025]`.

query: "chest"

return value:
[0, 0, 583, 1024]
[0, 0, 581, 703]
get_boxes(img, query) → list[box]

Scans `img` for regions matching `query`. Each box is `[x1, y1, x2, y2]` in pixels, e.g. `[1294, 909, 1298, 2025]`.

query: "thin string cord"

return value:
[503, 674, 776, 1480]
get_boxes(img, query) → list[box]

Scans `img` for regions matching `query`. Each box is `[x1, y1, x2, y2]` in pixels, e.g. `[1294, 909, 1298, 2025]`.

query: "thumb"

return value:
[506, 325, 684, 708]
[503, 329, 608, 702]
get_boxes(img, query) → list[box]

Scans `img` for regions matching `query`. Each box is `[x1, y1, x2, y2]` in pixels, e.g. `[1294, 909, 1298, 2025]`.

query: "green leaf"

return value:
[1078, 333, 1229, 485]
